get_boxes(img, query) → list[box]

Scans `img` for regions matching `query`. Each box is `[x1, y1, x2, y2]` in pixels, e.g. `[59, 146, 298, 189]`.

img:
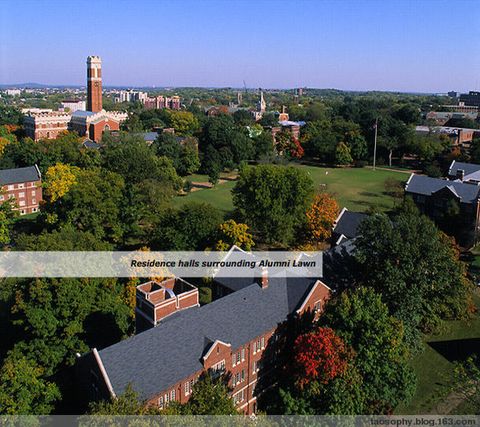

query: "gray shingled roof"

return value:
[333, 210, 368, 240]
[0, 165, 40, 185]
[448, 161, 480, 178]
[143, 132, 159, 142]
[406, 174, 480, 203]
[98, 276, 315, 399]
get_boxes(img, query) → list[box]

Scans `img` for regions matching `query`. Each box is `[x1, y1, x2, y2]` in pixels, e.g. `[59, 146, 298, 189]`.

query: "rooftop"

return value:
[0, 165, 41, 185]
[332, 208, 368, 241]
[405, 173, 480, 203]
[98, 274, 317, 399]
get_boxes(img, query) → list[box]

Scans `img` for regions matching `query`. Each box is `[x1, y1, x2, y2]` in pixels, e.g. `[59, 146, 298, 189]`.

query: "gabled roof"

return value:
[405, 173, 480, 203]
[97, 275, 317, 399]
[448, 161, 480, 178]
[0, 165, 41, 185]
[332, 208, 368, 240]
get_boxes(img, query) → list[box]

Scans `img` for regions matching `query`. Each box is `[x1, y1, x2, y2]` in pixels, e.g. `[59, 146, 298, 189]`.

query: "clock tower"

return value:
[87, 56, 102, 112]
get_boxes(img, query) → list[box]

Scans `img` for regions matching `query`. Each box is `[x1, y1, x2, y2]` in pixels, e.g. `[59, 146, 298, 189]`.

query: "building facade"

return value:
[78, 271, 331, 415]
[23, 56, 127, 142]
[60, 99, 86, 113]
[0, 165, 42, 215]
[87, 56, 103, 113]
[23, 111, 71, 140]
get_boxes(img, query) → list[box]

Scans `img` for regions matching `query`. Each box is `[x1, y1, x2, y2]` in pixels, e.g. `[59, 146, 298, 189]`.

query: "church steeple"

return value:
[257, 89, 266, 113]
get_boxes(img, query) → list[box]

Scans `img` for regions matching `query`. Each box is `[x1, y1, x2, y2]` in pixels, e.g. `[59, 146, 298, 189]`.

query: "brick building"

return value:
[405, 172, 480, 247]
[0, 165, 42, 215]
[23, 111, 71, 140]
[79, 271, 331, 414]
[23, 56, 126, 142]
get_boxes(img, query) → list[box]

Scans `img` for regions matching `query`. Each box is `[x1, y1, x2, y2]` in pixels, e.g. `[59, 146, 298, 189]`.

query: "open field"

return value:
[174, 165, 408, 215]
[396, 291, 480, 414]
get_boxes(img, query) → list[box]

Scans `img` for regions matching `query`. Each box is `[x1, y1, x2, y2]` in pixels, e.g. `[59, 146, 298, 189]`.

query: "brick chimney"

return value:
[260, 267, 268, 289]
[456, 169, 465, 181]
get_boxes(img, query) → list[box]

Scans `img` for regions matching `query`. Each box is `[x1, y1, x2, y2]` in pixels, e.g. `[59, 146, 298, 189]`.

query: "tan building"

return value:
[23, 111, 71, 140]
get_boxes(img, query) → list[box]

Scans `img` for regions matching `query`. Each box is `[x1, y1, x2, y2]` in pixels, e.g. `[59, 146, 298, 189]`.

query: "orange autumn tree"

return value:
[306, 192, 339, 241]
[293, 327, 351, 389]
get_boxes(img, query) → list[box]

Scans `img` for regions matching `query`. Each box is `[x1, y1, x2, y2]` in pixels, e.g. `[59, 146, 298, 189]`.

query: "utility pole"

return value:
[373, 117, 378, 171]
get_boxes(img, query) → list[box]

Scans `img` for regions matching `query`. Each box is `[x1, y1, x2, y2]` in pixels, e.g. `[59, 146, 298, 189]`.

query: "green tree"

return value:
[46, 168, 125, 241]
[88, 384, 159, 415]
[165, 110, 200, 135]
[322, 287, 416, 413]
[0, 189, 17, 245]
[354, 203, 473, 348]
[233, 165, 314, 244]
[152, 202, 223, 250]
[168, 372, 237, 415]
[335, 142, 353, 165]
[10, 277, 131, 376]
[0, 354, 60, 414]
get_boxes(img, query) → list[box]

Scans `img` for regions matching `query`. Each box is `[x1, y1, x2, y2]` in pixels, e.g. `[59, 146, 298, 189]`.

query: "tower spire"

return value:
[87, 56, 102, 112]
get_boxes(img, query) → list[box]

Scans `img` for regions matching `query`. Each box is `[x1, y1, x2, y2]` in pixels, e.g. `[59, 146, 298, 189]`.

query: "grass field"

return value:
[396, 291, 480, 414]
[174, 165, 409, 215]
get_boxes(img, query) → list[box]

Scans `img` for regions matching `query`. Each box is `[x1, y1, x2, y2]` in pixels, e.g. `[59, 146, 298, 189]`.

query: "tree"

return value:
[46, 168, 125, 241]
[232, 165, 314, 244]
[165, 110, 200, 135]
[151, 202, 223, 250]
[15, 225, 113, 251]
[452, 357, 480, 413]
[103, 137, 182, 188]
[335, 142, 353, 165]
[0, 188, 17, 245]
[215, 219, 255, 251]
[305, 192, 339, 241]
[354, 203, 473, 348]
[322, 287, 416, 413]
[293, 327, 351, 389]
[43, 163, 79, 202]
[10, 277, 131, 376]
[254, 130, 274, 159]
[88, 384, 160, 415]
[233, 109, 254, 126]
[0, 354, 60, 414]
[167, 371, 237, 415]
[275, 132, 304, 159]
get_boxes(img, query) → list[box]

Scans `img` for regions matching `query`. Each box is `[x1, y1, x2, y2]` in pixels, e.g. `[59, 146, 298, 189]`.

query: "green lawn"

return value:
[174, 165, 408, 215]
[396, 292, 480, 414]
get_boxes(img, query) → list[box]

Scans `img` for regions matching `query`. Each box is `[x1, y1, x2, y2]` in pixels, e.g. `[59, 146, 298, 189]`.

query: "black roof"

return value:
[448, 161, 480, 177]
[0, 165, 41, 185]
[332, 209, 368, 240]
[406, 174, 480, 203]
[98, 275, 316, 399]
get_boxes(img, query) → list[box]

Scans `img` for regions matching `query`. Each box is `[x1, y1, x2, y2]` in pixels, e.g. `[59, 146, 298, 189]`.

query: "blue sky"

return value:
[1, 0, 479, 92]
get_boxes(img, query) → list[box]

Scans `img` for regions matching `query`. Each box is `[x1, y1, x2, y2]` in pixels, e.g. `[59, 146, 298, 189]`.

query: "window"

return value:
[261, 337, 265, 349]
[165, 393, 169, 404]
[32, 199, 36, 204]
[20, 210, 25, 215]
[212, 360, 225, 377]
[32, 208, 38, 212]
[236, 351, 241, 364]
[158, 396, 164, 409]
[18, 192, 25, 198]
[19, 200, 25, 207]
[232, 354, 236, 367]
[170, 390, 175, 401]
[32, 190, 36, 196]
[314, 300, 322, 312]
[18, 183, 24, 189]
[233, 389, 245, 405]
[7, 185, 13, 191]
[241, 348, 245, 361]
[184, 382, 190, 396]
[241, 369, 245, 382]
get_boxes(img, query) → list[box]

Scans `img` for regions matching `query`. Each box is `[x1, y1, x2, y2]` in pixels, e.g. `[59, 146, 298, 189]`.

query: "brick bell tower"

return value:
[87, 56, 102, 112]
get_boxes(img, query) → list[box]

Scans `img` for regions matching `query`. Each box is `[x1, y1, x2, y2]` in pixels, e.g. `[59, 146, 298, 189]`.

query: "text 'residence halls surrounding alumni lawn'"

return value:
[1, 51, 480, 417]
